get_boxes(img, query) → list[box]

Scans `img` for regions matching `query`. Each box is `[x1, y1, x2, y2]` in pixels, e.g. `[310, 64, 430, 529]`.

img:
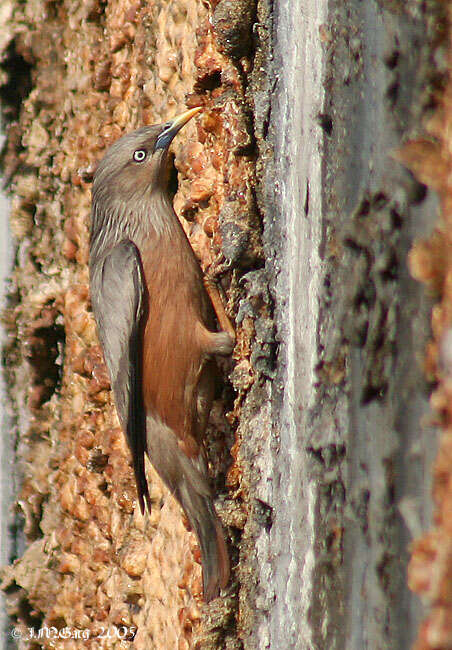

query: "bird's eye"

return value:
[133, 149, 147, 162]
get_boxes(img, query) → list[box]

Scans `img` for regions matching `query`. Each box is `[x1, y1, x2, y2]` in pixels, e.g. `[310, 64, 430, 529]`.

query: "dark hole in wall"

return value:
[255, 498, 273, 533]
[0, 40, 33, 122]
[361, 381, 388, 404]
[194, 70, 222, 92]
[3, 582, 44, 630]
[24, 323, 66, 410]
[317, 113, 333, 135]
[0, 39, 34, 182]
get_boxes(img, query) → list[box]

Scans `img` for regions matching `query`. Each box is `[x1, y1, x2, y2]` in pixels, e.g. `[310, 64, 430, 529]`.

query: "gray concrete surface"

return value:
[249, 0, 437, 648]
[264, 0, 326, 647]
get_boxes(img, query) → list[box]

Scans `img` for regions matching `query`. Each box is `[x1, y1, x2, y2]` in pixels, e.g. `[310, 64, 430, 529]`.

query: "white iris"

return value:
[133, 149, 147, 162]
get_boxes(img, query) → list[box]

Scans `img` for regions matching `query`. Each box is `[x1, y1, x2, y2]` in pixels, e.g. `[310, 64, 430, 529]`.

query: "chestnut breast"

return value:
[140, 232, 213, 442]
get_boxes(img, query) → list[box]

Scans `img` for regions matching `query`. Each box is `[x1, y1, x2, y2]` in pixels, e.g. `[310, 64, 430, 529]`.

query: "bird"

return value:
[89, 107, 234, 602]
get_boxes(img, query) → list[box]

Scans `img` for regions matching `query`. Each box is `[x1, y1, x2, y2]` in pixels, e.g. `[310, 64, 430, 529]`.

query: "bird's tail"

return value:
[177, 479, 230, 602]
[146, 417, 230, 601]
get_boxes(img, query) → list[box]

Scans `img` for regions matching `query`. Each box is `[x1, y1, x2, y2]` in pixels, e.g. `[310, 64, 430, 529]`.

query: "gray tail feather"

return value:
[178, 481, 230, 602]
[145, 417, 230, 600]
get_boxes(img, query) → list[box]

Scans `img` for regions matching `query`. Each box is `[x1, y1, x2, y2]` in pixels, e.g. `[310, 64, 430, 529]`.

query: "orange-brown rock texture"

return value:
[398, 6, 452, 650]
[7, 0, 452, 647]
[0, 0, 262, 647]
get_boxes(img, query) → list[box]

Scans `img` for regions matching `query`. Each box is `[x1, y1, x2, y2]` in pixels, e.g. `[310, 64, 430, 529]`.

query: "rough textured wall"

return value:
[1, 0, 450, 648]
[400, 6, 452, 649]
[315, 2, 442, 648]
[249, 0, 445, 648]
[0, 0, 261, 647]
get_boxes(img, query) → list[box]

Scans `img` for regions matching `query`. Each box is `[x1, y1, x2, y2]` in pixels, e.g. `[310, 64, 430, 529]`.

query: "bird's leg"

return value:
[201, 253, 235, 357]
[203, 274, 235, 341]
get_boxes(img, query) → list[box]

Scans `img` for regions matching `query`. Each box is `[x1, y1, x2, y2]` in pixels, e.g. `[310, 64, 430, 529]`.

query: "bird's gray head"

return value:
[92, 107, 201, 209]
[90, 107, 201, 247]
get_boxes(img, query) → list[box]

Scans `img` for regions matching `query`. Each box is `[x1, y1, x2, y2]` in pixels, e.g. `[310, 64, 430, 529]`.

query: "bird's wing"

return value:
[90, 240, 151, 514]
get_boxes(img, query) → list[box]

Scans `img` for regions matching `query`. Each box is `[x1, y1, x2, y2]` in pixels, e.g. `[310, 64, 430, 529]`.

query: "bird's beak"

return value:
[154, 107, 202, 151]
